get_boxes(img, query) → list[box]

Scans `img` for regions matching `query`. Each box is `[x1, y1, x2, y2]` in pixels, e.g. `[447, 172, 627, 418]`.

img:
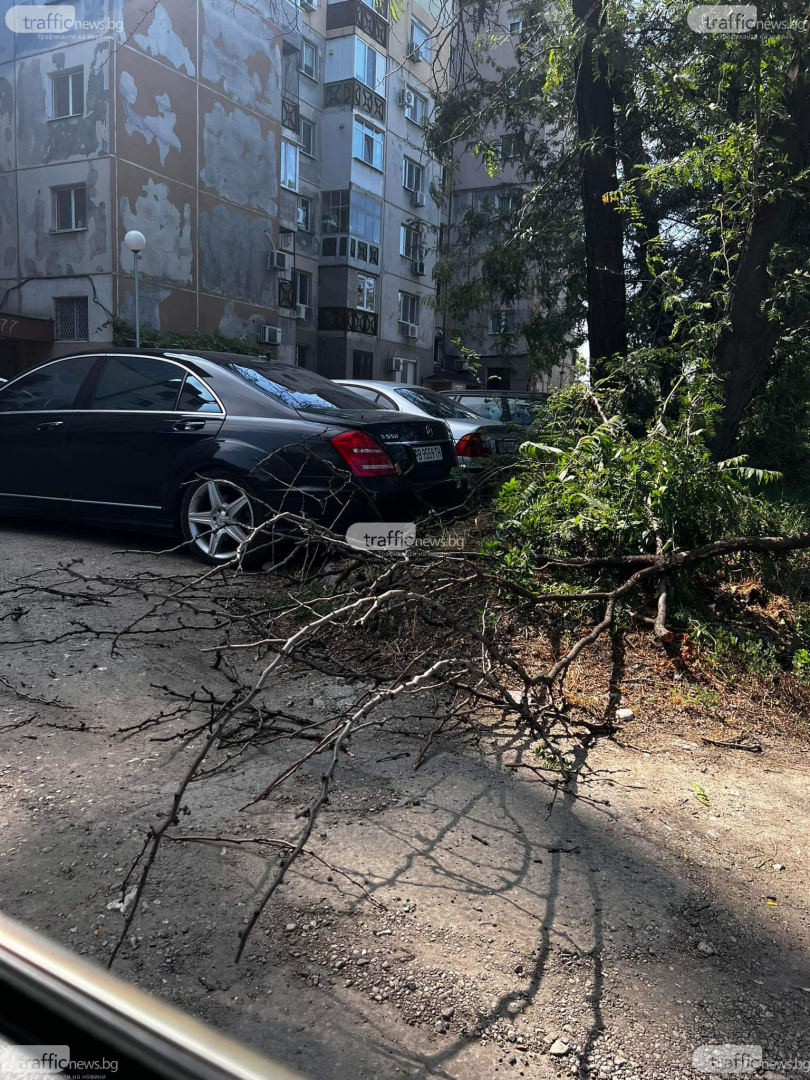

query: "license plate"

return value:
[414, 444, 442, 463]
[496, 439, 517, 454]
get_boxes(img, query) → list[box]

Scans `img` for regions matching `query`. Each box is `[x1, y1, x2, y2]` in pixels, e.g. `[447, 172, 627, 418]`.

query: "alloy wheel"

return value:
[186, 479, 254, 561]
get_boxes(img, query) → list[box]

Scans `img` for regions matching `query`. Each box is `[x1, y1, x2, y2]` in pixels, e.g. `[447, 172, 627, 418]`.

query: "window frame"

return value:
[355, 38, 384, 92]
[507, 10, 523, 33]
[296, 344, 313, 369]
[404, 88, 427, 125]
[281, 139, 299, 191]
[300, 116, 316, 158]
[356, 272, 377, 312]
[397, 290, 420, 326]
[409, 17, 431, 61]
[402, 158, 424, 193]
[297, 196, 312, 232]
[399, 222, 423, 262]
[489, 310, 516, 335]
[300, 40, 318, 80]
[353, 116, 384, 171]
[51, 68, 84, 120]
[295, 269, 313, 307]
[52, 184, 87, 233]
[0, 354, 98, 412]
[88, 355, 224, 414]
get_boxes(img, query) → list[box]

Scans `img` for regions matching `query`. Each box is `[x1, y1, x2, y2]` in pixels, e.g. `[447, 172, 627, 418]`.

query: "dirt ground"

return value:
[1, 518, 809, 1080]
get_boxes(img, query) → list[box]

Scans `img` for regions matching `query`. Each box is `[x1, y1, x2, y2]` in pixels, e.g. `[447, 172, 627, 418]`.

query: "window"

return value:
[300, 40, 318, 80]
[92, 356, 185, 411]
[398, 290, 419, 326]
[53, 296, 89, 341]
[398, 388, 475, 420]
[356, 273, 377, 311]
[224, 361, 380, 414]
[355, 39, 384, 91]
[500, 134, 522, 161]
[497, 192, 517, 213]
[300, 117, 315, 157]
[402, 158, 424, 193]
[489, 310, 516, 334]
[400, 223, 422, 261]
[53, 184, 86, 231]
[352, 350, 374, 380]
[295, 270, 312, 307]
[349, 192, 381, 241]
[322, 190, 350, 233]
[296, 344, 313, 369]
[281, 139, 298, 190]
[353, 118, 384, 170]
[405, 88, 427, 125]
[0, 355, 96, 412]
[508, 10, 523, 33]
[409, 18, 431, 61]
[297, 197, 312, 231]
[52, 69, 83, 119]
[177, 375, 220, 413]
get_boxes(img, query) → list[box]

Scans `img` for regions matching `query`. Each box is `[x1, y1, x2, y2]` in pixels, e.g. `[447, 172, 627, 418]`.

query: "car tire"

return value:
[179, 470, 270, 566]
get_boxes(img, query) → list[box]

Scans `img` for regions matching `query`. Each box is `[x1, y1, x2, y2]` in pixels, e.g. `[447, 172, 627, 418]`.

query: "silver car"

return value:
[335, 381, 518, 467]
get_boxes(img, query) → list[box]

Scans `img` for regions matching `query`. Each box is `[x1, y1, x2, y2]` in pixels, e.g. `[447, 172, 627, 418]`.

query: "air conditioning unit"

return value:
[399, 321, 418, 339]
[266, 250, 287, 271]
[411, 190, 426, 207]
[454, 359, 469, 372]
[258, 324, 282, 345]
[398, 88, 415, 108]
[300, 0, 318, 9]
[411, 258, 425, 276]
[296, 303, 307, 320]
[386, 356, 404, 373]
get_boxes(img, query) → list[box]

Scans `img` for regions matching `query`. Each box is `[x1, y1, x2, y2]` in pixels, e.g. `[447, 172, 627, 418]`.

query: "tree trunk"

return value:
[710, 45, 810, 459]
[572, 0, 627, 381]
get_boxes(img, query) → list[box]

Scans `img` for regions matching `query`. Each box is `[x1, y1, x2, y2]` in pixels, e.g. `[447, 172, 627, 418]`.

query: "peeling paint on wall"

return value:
[120, 177, 192, 286]
[199, 203, 274, 306]
[0, 173, 17, 274]
[18, 162, 107, 278]
[200, 102, 277, 216]
[120, 281, 172, 329]
[119, 71, 182, 166]
[201, 0, 279, 117]
[134, 4, 196, 76]
[0, 69, 14, 173]
[218, 300, 266, 338]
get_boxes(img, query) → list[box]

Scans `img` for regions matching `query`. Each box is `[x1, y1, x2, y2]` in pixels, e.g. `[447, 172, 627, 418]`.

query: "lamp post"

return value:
[124, 230, 146, 347]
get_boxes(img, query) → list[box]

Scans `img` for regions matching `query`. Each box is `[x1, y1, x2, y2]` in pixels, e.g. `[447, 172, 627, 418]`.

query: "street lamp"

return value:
[124, 230, 146, 348]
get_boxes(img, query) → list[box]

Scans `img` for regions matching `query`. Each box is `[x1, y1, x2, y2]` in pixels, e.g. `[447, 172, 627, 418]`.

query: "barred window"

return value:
[54, 296, 89, 341]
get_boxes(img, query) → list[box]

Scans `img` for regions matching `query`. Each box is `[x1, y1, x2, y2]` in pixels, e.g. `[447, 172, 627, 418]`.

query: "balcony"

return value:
[318, 307, 378, 336]
[282, 97, 299, 133]
[326, 0, 388, 47]
[324, 78, 385, 124]
[278, 277, 296, 310]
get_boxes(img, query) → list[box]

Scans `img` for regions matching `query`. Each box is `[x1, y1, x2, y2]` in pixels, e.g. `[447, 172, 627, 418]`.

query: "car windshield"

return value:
[224, 363, 381, 414]
[397, 388, 478, 420]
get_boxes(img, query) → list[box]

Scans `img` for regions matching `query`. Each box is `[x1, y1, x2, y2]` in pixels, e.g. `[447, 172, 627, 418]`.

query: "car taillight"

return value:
[455, 432, 492, 461]
[331, 429, 399, 477]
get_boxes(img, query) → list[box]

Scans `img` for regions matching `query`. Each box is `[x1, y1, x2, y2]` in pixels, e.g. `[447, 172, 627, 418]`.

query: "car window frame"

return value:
[87, 354, 225, 416]
[0, 354, 105, 414]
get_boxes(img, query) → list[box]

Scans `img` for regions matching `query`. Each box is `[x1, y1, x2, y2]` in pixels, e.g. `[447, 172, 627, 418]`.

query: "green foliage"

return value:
[494, 381, 778, 560]
[792, 649, 810, 686]
[110, 318, 260, 357]
[688, 619, 781, 678]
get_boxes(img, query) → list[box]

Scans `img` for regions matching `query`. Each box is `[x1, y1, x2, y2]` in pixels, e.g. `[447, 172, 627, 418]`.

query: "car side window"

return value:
[344, 386, 379, 406]
[91, 356, 184, 411]
[0, 355, 98, 412]
[177, 375, 221, 413]
[372, 392, 397, 410]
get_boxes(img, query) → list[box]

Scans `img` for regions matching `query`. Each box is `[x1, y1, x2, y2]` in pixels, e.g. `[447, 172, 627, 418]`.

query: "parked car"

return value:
[335, 381, 518, 467]
[441, 389, 549, 426]
[0, 351, 459, 563]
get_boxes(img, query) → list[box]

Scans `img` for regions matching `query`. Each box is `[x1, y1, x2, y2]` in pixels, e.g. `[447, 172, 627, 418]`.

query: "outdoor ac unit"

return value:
[411, 259, 425, 276]
[300, 0, 318, 9]
[411, 190, 426, 207]
[266, 250, 287, 271]
[400, 321, 418, 339]
[399, 88, 415, 108]
[454, 359, 469, 372]
[386, 356, 404, 372]
[258, 324, 282, 345]
[296, 303, 307, 320]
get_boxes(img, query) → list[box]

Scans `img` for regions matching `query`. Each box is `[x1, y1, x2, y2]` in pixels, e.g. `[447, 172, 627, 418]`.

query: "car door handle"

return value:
[37, 420, 64, 431]
[173, 419, 206, 431]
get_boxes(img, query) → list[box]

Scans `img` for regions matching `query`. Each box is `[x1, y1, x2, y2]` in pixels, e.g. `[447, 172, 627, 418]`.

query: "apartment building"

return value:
[0, 0, 446, 383]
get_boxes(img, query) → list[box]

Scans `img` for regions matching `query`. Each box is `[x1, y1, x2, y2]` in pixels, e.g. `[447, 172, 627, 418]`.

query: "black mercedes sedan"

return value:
[0, 350, 458, 563]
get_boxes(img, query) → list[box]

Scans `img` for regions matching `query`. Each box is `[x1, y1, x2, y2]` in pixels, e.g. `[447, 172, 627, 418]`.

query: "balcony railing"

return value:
[318, 307, 379, 336]
[278, 277, 296, 310]
[326, 0, 388, 47]
[323, 78, 385, 124]
[281, 97, 299, 133]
